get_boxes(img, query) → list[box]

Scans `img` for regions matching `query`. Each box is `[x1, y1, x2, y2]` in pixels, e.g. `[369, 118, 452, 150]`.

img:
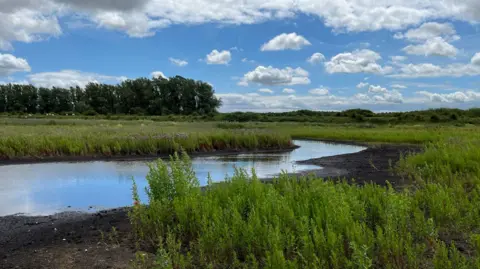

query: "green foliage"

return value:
[124, 123, 480, 268]
[0, 76, 221, 116]
[129, 138, 480, 268]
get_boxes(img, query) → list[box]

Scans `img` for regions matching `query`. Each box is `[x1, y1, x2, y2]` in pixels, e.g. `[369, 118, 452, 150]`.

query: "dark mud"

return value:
[0, 143, 421, 268]
[298, 143, 422, 186]
[0, 208, 134, 269]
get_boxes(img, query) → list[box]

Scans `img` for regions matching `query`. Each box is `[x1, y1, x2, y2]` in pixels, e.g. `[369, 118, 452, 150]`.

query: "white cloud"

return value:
[241, 58, 255, 64]
[0, 53, 31, 76]
[390, 56, 407, 62]
[217, 89, 407, 112]
[0, 4, 62, 50]
[240, 66, 310, 86]
[261, 33, 311, 51]
[309, 88, 329, 95]
[391, 84, 407, 89]
[391, 62, 480, 78]
[416, 90, 480, 103]
[151, 71, 167, 79]
[27, 70, 126, 88]
[356, 82, 369, 89]
[307, 53, 326, 65]
[402, 37, 458, 57]
[382, 90, 403, 103]
[4, 1, 480, 50]
[325, 49, 393, 74]
[258, 88, 274, 94]
[205, 50, 231, 65]
[169, 57, 188, 67]
[395, 22, 458, 42]
[471, 53, 480, 65]
[368, 85, 388, 93]
[282, 88, 295, 94]
[55, 0, 150, 11]
[93, 11, 170, 38]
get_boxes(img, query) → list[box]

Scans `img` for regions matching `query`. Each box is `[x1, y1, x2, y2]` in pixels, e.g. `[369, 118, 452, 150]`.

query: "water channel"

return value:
[0, 140, 366, 216]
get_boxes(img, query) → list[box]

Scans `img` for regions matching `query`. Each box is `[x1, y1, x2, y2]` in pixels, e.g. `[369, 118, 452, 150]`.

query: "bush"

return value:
[430, 114, 440, 123]
[82, 109, 98, 116]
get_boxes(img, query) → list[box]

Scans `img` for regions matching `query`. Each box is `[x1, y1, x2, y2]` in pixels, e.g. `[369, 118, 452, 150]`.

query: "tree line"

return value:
[0, 76, 221, 115]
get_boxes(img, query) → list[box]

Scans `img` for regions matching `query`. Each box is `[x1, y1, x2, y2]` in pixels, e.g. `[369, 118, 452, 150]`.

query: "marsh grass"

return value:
[0, 122, 292, 159]
[129, 137, 480, 268]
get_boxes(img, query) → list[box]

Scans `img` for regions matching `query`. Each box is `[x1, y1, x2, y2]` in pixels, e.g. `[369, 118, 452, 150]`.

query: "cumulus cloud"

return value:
[282, 88, 295, 94]
[169, 57, 188, 67]
[151, 71, 167, 79]
[205, 50, 231, 65]
[0, 6, 62, 50]
[416, 90, 480, 103]
[258, 88, 274, 94]
[402, 37, 458, 57]
[368, 85, 388, 93]
[309, 88, 329, 95]
[27, 70, 126, 88]
[261, 33, 311, 51]
[4, 1, 480, 49]
[356, 82, 369, 89]
[471, 53, 480, 65]
[94, 11, 170, 38]
[240, 66, 310, 86]
[380, 90, 404, 103]
[394, 22, 458, 42]
[307, 53, 326, 65]
[390, 56, 407, 62]
[391, 84, 407, 89]
[325, 49, 392, 74]
[391, 62, 480, 78]
[55, 0, 150, 11]
[217, 89, 407, 112]
[0, 53, 31, 76]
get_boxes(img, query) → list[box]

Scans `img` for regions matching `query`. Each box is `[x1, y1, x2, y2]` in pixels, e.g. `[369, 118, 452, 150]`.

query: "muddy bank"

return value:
[0, 143, 421, 268]
[298, 143, 422, 186]
[0, 208, 134, 269]
[0, 146, 299, 166]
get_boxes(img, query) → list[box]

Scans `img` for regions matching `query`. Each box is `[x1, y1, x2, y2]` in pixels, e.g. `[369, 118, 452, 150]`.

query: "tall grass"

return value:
[129, 139, 480, 268]
[0, 122, 292, 159]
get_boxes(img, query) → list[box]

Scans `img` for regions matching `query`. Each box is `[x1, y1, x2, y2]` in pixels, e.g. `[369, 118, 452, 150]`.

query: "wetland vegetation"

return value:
[2, 112, 480, 268]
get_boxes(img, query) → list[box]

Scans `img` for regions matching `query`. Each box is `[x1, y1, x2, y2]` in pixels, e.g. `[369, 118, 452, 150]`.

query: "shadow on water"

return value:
[0, 140, 365, 216]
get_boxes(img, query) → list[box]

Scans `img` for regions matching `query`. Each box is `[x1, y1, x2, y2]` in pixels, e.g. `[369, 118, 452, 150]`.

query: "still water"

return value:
[0, 140, 365, 216]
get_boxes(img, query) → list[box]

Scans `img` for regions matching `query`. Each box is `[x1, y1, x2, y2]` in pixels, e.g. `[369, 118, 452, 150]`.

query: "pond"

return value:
[0, 140, 365, 216]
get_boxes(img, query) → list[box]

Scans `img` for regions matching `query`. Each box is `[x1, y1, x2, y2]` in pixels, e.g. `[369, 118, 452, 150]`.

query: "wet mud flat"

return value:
[0, 143, 421, 269]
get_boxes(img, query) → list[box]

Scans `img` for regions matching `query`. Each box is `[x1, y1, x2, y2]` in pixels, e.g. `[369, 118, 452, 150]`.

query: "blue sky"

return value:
[1, 0, 480, 112]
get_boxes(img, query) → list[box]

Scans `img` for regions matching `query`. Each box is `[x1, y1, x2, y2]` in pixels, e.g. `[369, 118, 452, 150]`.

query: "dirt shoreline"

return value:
[0, 143, 422, 269]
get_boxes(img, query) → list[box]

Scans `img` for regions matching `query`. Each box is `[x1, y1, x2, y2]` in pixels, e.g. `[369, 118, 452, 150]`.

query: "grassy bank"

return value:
[2, 118, 480, 159]
[0, 121, 291, 160]
[126, 125, 480, 268]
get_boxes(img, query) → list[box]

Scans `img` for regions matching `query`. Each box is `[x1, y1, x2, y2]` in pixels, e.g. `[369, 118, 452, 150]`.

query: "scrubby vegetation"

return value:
[129, 131, 480, 268]
[219, 108, 480, 125]
[3, 107, 480, 125]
